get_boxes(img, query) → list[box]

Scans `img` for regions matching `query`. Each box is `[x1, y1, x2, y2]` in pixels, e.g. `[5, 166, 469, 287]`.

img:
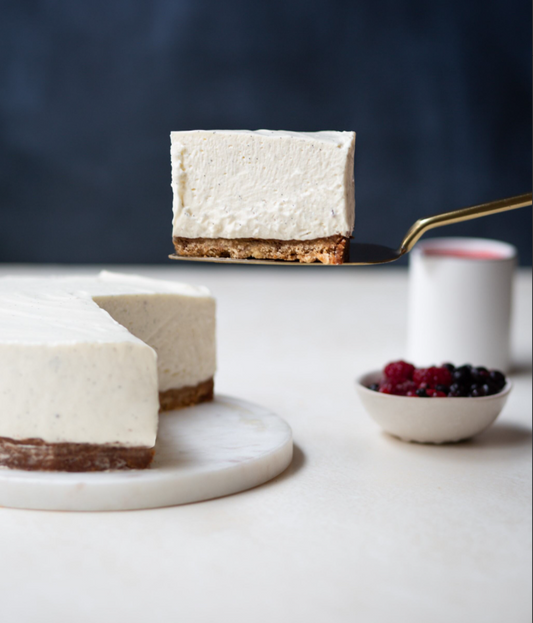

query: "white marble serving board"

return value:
[0, 395, 293, 511]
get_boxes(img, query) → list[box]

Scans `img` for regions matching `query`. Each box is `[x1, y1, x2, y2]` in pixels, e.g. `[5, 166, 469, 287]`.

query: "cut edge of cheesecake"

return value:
[173, 235, 349, 265]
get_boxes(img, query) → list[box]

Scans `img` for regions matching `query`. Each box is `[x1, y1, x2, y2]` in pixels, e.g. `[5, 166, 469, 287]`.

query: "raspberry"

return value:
[383, 361, 415, 383]
[378, 383, 395, 394]
[413, 368, 434, 386]
[393, 380, 417, 396]
[413, 367, 452, 389]
[376, 361, 505, 398]
[432, 367, 453, 387]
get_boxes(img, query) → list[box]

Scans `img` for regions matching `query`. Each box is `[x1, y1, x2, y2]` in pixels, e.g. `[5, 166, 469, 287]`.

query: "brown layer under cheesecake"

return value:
[173, 236, 349, 265]
[0, 437, 154, 472]
[159, 378, 214, 411]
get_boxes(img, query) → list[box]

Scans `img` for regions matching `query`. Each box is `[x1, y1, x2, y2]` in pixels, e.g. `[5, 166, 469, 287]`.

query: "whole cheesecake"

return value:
[0, 271, 216, 472]
[171, 130, 356, 264]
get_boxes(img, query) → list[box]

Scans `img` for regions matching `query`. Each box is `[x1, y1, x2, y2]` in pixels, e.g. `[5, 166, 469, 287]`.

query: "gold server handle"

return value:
[399, 193, 533, 254]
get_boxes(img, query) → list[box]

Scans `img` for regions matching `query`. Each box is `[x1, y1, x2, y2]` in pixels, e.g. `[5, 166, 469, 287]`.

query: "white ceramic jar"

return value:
[407, 237, 517, 372]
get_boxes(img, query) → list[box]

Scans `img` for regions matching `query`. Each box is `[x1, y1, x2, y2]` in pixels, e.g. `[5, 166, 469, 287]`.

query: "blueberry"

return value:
[472, 367, 490, 383]
[489, 370, 506, 391]
[443, 363, 456, 373]
[368, 383, 380, 392]
[482, 383, 495, 396]
[453, 366, 472, 384]
[483, 380, 496, 394]
[435, 384, 450, 393]
[416, 388, 428, 397]
[449, 383, 468, 397]
[469, 384, 488, 397]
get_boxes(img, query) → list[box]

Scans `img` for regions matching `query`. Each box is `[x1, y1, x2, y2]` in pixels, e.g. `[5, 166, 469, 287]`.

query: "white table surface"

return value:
[0, 264, 531, 623]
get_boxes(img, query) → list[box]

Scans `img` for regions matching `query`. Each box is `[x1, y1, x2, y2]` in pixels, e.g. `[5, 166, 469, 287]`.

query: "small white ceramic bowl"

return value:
[356, 371, 513, 444]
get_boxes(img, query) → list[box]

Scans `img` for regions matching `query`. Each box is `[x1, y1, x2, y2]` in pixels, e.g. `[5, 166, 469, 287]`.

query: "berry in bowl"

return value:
[356, 361, 512, 444]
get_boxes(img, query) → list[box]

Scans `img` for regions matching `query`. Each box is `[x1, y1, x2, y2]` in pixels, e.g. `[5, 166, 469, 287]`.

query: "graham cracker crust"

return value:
[159, 377, 214, 411]
[173, 235, 349, 265]
[0, 437, 154, 472]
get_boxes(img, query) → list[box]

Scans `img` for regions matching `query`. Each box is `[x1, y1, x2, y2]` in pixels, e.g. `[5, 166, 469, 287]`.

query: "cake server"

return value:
[169, 193, 532, 266]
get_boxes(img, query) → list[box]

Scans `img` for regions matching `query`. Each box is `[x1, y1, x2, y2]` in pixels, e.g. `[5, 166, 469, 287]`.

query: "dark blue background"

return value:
[1, 0, 531, 264]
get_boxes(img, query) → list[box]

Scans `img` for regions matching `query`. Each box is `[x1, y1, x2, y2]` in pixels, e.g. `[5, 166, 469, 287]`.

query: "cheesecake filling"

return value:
[171, 129, 356, 241]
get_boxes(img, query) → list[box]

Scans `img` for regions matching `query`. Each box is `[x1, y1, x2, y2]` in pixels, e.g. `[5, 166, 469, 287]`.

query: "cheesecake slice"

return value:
[171, 130, 356, 264]
[0, 272, 216, 471]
